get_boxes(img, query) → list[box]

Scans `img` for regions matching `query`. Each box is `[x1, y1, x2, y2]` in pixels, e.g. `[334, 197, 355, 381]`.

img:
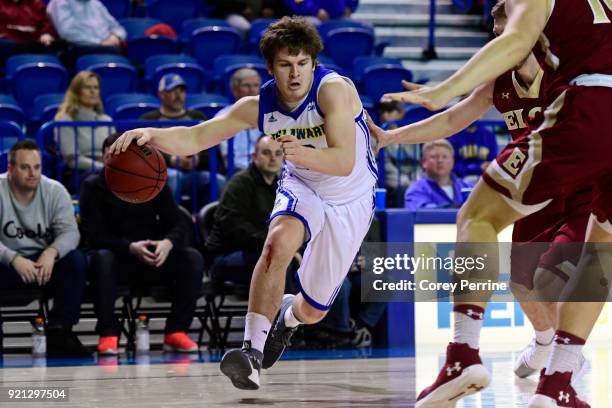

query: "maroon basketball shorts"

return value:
[483, 85, 612, 225]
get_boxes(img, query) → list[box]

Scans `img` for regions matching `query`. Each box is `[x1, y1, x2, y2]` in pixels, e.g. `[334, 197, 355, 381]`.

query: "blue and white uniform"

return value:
[259, 65, 377, 310]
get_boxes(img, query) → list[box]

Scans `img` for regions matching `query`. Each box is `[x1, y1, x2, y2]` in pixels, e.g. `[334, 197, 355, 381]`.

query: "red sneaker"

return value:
[529, 371, 590, 407]
[163, 332, 198, 353]
[416, 342, 491, 408]
[97, 336, 118, 356]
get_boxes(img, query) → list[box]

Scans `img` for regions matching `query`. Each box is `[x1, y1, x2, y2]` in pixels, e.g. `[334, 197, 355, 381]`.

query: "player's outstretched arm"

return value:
[370, 81, 494, 149]
[383, 0, 546, 110]
[279, 78, 358, 176]
[109, 96, 259, 156]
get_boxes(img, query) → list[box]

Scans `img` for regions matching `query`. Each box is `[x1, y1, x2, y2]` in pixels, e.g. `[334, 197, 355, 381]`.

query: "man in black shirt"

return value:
[205, 135, 284, 285]
[80, 134, 204, 356]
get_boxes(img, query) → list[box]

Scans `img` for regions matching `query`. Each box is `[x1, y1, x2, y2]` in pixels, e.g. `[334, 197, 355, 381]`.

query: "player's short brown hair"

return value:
[259, 16, 323, 66]
[491, 0, 506, 20]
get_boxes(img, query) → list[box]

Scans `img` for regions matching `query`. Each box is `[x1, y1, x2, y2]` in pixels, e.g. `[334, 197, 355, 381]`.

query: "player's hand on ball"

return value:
[278, 136, 310, 168]
[110, 128, 153, 155]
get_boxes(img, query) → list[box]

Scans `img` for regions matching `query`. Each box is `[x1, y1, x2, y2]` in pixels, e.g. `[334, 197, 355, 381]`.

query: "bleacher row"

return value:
[0, 17, 419, 134]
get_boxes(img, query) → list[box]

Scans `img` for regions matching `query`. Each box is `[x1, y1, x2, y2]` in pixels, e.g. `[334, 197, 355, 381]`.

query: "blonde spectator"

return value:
[55, 71, 113, 172]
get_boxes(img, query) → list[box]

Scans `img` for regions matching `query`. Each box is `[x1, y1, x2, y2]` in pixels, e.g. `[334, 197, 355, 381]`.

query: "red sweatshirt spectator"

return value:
[0, 0, 57, 45]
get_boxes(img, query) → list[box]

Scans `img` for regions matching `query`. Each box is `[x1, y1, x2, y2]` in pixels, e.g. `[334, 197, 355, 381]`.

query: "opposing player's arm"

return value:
[389, 80, 494, 145]
[281, 78, 358, 176]
[384, 0, 546, 110]
[441, 0, 546, 99]
[110, 96, 259, 156]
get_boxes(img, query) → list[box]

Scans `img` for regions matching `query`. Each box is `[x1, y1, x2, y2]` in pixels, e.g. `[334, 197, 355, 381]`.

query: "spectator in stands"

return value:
[404, 140, 472, 210]
[448, 124, 497, 184]
[284, 0, 359, 23]
[205, 135, 288, 286]
[217, 68, 263, 172]
[211, 0, 289, 32]
[54, 71, 113, 177]
[47, 0, 126, 64]
[0, 0, 64, 54]
[80, 134, 204, 356]
[0, 140, 90, 357]
[377, 101, 417, 207]
[140, 73, 225, 207]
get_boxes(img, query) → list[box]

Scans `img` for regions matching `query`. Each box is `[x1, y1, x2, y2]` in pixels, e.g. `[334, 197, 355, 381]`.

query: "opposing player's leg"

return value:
[417, 180, 524, 407]
[529, 214, 612, 408]
[220, 215, 305, 390]
[263, 193, 374, 369]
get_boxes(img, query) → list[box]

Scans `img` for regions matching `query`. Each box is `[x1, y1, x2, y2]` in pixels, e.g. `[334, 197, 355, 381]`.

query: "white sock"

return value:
[535, 328, 555, 345]
[244, 312, 271, 353]
[545, 343, 584, 375]
[283, 306, 302, 328]
[453, 311, 483, 349]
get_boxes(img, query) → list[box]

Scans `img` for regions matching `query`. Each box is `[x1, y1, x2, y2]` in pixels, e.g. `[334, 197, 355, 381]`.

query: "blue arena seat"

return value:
[32, 93, 65, 123]
[362, 65, 413, 102]
[0, 95, 25, 127]
[247, 18, 276, 54]
[351, 56, 402, 84]
[180, 18, 230, 44]
[323, 28, 374, 70]
[145, 55, 205, 93]
[213, 54, 268, 94]
[185, 93, 230, 118]
[5, 55, 68, 115]
[187, 27, 242, 72]
[146, 0, 201, 31]
[317, 20, 374, 39]
[120, 18, 178, 64]
[101, 0, 131, 19]
[316, 55, 346, 76]
[120, 18, 163, 38]
[105, 93, 160, 120]
[0, 120, 24, 153]
[76, 54, 138, 99]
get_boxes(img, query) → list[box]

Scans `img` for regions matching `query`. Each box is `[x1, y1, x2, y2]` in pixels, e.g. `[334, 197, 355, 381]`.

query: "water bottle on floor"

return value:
[32, 316, 46, 357]
[135, 315, 150, 354]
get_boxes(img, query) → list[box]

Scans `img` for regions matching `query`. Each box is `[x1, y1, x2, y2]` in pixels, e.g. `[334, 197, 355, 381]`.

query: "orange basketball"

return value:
[105, 143, 167, 203]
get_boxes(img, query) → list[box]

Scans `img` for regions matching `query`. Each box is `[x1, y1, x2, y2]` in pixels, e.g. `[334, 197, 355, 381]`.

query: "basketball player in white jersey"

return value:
[110, 16, 377, 390]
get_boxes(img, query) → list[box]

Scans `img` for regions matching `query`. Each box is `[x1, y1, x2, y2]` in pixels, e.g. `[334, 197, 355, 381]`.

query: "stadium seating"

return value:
[0, 121, 24, 155]
[145, 0, 201, 31]
[185, 93, 230, 118]
[5, 55, 68, 115]
[323, 28, 375, 70]
[101, 0, 131, 20]
[247, 19, 276, 54]
[105, 93, 160, 120]
[120, 18, 178, 65]
[145, 55, 206, 94]
[351, 56, 403, 83]
[362, 65, 413, 102]
[0, 95, 25, 127]
[214, 54, 269, 96]
[76, 54, 138, 100]
[180, 18, 230, 45]
[187, 27, 242, 73]
[32, 93, 65, 124]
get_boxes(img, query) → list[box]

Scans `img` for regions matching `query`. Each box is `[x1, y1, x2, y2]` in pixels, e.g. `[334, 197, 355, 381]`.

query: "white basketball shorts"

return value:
[270, 175, 374, 310]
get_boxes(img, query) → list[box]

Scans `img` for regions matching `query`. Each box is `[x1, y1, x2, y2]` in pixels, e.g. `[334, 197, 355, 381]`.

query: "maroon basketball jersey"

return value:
[535, 0, 612, 99]
[493, 69, 545, 140]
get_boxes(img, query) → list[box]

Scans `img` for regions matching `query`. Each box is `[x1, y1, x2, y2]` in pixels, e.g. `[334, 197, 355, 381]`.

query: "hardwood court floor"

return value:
[0, 347, 609, 407]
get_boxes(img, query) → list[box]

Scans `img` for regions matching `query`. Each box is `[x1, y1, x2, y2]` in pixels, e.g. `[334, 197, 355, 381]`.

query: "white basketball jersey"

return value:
[258, 65, 378, 205]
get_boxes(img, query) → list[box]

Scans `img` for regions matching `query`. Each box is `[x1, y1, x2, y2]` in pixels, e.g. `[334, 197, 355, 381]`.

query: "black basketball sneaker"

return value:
[220, 341, 263, 390]
[262, 294, 298, 369]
